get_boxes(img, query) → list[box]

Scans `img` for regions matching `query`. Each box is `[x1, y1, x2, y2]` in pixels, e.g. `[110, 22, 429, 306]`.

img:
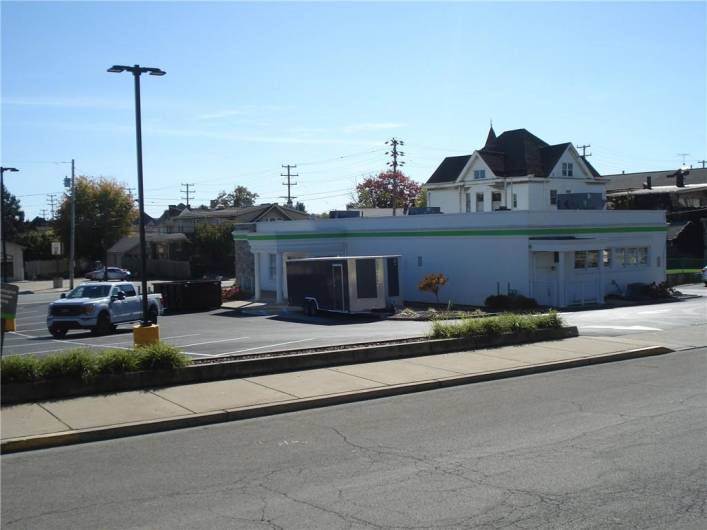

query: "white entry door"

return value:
[532, 252, 558, 306]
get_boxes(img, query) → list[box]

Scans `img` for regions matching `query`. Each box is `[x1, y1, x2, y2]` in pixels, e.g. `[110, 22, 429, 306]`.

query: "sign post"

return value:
[1, 283, 19, 357]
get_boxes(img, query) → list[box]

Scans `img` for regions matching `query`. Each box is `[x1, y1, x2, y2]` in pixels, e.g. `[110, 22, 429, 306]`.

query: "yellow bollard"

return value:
[133, 324, 160, 347]
[2, 318, 17, 332]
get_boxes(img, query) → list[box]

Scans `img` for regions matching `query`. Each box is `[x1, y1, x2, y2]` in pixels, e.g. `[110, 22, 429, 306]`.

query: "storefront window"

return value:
[574, 251, 586, 269]
[602, 249, 611, 267]
[587, 250, 599, 268]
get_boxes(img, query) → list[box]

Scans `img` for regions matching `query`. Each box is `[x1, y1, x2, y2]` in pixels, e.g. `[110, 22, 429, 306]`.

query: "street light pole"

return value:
[69, 159, 76, 289]
[107, 64, 165, 327]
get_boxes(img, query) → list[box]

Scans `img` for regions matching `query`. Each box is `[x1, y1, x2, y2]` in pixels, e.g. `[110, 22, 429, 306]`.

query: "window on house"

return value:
[615, 248, 625, 267]
[586, 250, 599, 268]
[627, 247, 637, 265]
[491, 192, 502, 210]
[465, 192, 471, 213]
[476, 192, 484, 211]
[550, 190, 558, 205]
[473, 169, 486, 179]
[512, 193, 517, 208]
[268, 253, 276, 279]
[638, 247, 648, 265]
[602, 249, 611, 267]
[574, 251, 586, 269]
[562, 162, 573, 176]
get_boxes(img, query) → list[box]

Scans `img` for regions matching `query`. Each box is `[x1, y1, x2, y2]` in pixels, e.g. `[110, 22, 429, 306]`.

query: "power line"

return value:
[180, 183, 195, 207]
[280, 164, 298, 207]
[576, 144, 592, 158]
[46, 194, 58, 219]
[385, 137, 405, 216]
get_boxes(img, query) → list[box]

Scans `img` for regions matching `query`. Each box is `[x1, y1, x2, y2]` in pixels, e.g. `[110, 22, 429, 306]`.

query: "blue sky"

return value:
[2, 1, 705, 220]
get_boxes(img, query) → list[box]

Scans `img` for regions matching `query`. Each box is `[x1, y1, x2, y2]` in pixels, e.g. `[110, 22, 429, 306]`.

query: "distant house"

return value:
[107, 233, 191, 279]
[604, 167, 707, 266]
[1, 241, 25, 281]
[159, 203, 309, 234]
[424, 127, 606, 213]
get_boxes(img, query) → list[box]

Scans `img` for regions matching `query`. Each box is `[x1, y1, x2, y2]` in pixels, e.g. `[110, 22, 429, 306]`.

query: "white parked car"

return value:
[85, 267, 131, 281]
[702, 266, 707, 286]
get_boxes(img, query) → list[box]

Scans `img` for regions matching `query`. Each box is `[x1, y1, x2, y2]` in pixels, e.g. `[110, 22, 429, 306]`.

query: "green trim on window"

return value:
[233, 225, 667, 242]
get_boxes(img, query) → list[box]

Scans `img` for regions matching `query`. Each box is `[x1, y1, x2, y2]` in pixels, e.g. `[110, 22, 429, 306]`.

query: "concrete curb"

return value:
[1, 345, 673, 454]
[2, 327, 578, 405]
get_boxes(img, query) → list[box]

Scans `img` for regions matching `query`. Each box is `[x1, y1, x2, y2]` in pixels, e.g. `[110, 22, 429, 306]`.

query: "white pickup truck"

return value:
[47, 282, 163, 338]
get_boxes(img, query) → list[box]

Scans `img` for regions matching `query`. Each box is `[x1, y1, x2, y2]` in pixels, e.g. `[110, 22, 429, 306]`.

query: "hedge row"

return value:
[431, 311, 563, 339]
[1, 343, 190, 384]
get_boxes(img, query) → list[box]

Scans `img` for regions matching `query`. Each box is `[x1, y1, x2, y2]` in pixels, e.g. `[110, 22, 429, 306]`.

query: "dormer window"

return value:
[473, 169, 486, 180]
[562, 163, 573, 177]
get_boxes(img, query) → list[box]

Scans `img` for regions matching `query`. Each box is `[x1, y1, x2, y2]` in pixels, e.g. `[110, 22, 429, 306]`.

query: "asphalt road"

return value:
[2, 348, 705, 529]
[3, 284, 705, 359]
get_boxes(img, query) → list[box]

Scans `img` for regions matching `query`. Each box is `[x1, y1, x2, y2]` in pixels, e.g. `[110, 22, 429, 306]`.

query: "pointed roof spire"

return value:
[485, 121, 497, 148]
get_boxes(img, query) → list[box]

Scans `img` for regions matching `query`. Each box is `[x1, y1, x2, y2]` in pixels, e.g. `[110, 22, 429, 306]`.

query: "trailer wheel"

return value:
[308, 300, 318, 316]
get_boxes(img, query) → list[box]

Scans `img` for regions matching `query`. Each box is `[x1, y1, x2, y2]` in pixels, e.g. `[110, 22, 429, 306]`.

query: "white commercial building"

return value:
[237, 210, 666, 308]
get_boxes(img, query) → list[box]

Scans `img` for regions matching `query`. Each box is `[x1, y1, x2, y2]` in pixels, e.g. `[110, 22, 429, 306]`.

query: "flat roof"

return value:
[287, 255, 401, 262]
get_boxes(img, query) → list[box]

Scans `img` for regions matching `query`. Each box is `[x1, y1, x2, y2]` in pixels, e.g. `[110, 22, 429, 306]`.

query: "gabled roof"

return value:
[108, 233, 189, 254]
[426, 128, 593, 184]
[427, 155, 472, 184]
[173, 203, 309, 222]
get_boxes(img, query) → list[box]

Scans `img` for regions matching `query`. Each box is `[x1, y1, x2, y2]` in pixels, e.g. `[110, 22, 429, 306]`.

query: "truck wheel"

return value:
[94, 312, 113, 335]
[148, 306, 158, 324]
[308, 300, 318, 316]
[49, 326, 67, 339]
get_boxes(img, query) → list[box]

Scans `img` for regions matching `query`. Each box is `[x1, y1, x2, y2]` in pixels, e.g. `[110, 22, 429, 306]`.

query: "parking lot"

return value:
[2, 293, 432, 360]
[3, 284, 705, 360]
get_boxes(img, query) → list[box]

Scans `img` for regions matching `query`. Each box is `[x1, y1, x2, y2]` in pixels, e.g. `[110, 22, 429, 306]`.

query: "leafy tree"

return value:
[54, 176, 137, 261]
[349, 170, 421, 210]
[295, 201, 307, 212]
[414, 189, 427, 208]
[418, 272, 448, 303]
[191, 223, 234, 275]
[16, 229, 56, 260]
[212, 186, 258, 208]
[1, 183, 25, 240]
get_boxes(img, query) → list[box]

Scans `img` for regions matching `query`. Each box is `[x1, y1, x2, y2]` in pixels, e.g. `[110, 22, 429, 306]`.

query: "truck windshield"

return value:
[66, 285, 111, 299]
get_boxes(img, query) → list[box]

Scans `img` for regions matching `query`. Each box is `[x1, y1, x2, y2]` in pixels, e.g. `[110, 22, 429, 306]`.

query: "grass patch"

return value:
[666, 269, 701, 274]
[431, 311, 563, 339]
[1, 342, 191, 384]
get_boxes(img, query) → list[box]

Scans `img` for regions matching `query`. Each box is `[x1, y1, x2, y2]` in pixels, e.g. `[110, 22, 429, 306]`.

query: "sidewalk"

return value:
[1, 335, 677, 453]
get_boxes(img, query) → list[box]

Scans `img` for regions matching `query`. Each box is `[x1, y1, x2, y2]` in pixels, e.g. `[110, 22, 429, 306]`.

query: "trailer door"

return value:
[332, 264, 345, 311]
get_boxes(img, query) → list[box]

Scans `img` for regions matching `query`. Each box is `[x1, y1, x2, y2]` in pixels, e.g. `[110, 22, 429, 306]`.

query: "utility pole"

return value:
[576, 144, 592, 158]
[69, 159, 76, 288]
[386, 138, 405, 216]
[696, 160, 706, 169]
[40, 209, 49, 220]
[47, 194, 58, 219]
[181, 183, 195, 208]
[280, 165, 298, 207]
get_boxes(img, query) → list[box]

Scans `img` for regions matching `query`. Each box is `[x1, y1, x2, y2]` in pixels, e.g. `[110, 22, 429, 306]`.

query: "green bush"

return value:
[0, 355, 41, 384]
[135, 343, 190, 371]
[431, 311, 563, 339]
[0, 342, 191, 384]
[39, 349, 97, 381]
[95, 349, 140, 375]
[484, 294, 539, 311]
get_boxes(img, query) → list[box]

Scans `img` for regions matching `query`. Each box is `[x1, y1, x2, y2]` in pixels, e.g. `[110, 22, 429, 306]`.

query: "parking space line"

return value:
[16, 328, 49, 332]
[208, 338, 315, 358]
[175, 337, 249, 348]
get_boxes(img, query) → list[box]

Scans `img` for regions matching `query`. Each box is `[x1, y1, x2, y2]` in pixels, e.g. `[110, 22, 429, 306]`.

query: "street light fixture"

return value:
[107, 64, 165, 329]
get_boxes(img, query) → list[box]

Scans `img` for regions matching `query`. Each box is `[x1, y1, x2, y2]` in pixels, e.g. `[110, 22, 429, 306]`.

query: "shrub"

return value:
[95, 349, 140, 375]
[430, 311, 563, 339]
[0, 355, 41, 384]
[1, 343, 191, 383]
[418, 273, 448, 303]
[484, 294, 539, 311]
[39, 349, 98, 381]
[135, 343, 190, 370]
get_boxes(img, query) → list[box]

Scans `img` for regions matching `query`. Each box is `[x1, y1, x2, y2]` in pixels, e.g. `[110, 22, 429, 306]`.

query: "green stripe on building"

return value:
[234, 225, 667, 242]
